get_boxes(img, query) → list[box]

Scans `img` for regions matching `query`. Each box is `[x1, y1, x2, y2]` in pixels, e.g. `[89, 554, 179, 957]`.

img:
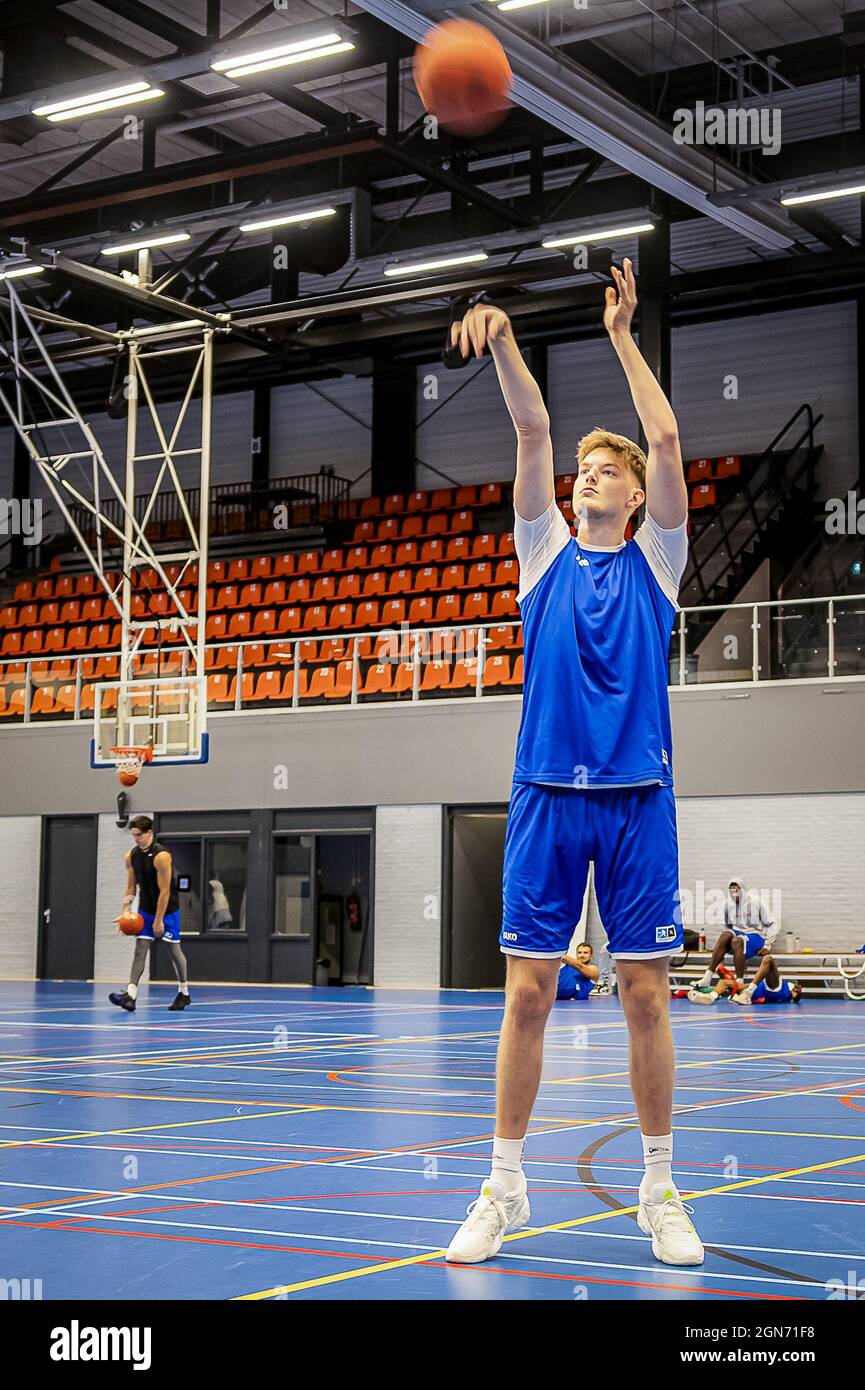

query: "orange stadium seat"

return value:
[345, 545, 368, 569]
[328, 604, 353, 630]
[287, 578, 312, 604]
[472, 534, 497, 559]
[272, 553, 297, 579]
[360, 496, 383, 518]
[462, 592, 490, 621]
[408, 597, 434, 626]
[467, 562, 493, 588]
[414, 566, 439, 593]
[492, 589, 518, 618]
[394, 541, 419, 566]
[430, 488, 453, 510]
[715, 454, 741, 479]
[387, 569, 412, 595]
[690, 483, 717, 510]
[407, 491, 430, 513]
[361, 572, 387, 597]
[686, 458, 713, 483]
[355, 601, 381, 628]
[312, 577, 336, 603]
[321, 548, 344, 573]
[381, 599, 406, 627]
[383, 494, 404, 516]
[360, 663, 393, 698]
[495, 558, 519, 587]
[337, 574, 361, 600]
[369, 544, 393, 569]
[324, 661, 355, 700]
[434, 594, 460, 624]
[477, 482, 503, 507]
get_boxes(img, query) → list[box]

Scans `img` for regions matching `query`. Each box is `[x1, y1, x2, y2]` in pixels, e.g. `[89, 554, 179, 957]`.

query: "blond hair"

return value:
[577, 427, 646, 490]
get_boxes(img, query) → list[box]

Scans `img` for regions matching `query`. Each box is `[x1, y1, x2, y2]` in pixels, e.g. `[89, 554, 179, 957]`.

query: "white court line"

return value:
[1, 1179, 860, 1261]
[0, 1203, 837, 1291]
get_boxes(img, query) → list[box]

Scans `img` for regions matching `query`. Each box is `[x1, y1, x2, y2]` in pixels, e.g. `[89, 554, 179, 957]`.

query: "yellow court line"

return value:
[234, 1149, 865, 1299]
[0, 1106, 326, 1149]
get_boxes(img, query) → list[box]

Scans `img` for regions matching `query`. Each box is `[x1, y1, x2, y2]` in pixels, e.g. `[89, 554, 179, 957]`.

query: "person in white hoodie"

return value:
[695, 877, 778, 992]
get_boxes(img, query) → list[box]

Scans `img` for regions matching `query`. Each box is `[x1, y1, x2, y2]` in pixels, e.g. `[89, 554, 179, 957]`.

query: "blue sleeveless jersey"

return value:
[752, 980, 793, 1005]
[514, 524, 679, 788]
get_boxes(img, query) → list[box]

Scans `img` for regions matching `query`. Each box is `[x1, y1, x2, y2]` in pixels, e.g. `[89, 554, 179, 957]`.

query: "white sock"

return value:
[126, 983, 138, 1000]
[640, 1133, 676, 1202]
[489, 1136, 525, 1196]
[697, 969, 713, 988]
[180, 983, 189, 995]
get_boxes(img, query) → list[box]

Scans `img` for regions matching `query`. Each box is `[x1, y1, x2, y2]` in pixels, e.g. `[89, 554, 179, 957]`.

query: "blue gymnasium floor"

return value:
[1, 981, 864, 1301]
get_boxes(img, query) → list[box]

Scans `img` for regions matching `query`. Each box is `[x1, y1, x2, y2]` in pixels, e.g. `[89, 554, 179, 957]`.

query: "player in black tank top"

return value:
[109, 816, 191, 1014]
[131, 840, 180, 916]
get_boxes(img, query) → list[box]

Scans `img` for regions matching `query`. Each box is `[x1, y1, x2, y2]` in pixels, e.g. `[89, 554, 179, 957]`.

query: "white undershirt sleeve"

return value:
[632, 509, 689, 607]
[514, 497, 571, 601]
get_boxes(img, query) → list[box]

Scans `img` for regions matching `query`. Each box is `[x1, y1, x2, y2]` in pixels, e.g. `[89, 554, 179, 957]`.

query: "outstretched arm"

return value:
[451, 304, 552, 521]
[604, 258, 688, 529]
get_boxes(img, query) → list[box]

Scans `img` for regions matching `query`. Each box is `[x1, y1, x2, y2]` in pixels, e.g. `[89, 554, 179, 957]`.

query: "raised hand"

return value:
[604, 256, 637, 338]
[451, 303, 512, 360]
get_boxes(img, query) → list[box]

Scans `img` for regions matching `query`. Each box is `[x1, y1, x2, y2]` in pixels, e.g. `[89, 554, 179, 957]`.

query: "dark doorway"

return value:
[446, 809, 507, 989]
[40, 816, 98, 980]
[315, 833, 372, 985]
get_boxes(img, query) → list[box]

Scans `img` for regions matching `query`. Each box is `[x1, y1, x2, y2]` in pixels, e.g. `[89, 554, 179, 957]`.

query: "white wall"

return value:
[92, 813, 153, 984]
[373, 804, 442, 986]
[585, 791, 865, 957]
[0, 817, 41, 977]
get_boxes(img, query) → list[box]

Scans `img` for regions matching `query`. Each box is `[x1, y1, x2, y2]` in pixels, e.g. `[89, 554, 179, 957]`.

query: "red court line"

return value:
[1, 1218, 802, 1298]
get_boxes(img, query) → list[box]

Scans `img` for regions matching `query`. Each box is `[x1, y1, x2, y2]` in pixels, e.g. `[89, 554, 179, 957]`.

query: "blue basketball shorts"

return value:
[138, 909, 182, 943]
[732, 930, 765, 958]
[500, 782, 682, 960]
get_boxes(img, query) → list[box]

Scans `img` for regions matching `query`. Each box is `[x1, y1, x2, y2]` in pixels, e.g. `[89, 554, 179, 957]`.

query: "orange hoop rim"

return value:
[111, 745, 154, 775]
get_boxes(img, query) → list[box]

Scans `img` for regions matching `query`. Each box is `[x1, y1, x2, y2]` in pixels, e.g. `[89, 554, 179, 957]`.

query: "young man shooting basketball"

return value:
[447, 258, 703, 1267]
[109, 816, 191, 1013]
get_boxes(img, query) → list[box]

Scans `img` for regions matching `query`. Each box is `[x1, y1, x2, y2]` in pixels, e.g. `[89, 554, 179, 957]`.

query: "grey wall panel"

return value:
[672, 303, 857, 499]
[547, 337, 639, 469]
[0, 680, 864, 818]
[415, 359, 516, 490]
[271, 377, 372, 489]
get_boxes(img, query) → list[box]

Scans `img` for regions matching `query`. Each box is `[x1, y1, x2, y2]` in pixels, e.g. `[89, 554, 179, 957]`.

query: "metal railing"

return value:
[2, 593, 865, 725]
[65, 469, 354, 543]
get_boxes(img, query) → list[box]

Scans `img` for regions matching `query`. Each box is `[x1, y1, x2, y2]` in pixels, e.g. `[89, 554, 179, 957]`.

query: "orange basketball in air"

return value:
[413, 20, 512, 138]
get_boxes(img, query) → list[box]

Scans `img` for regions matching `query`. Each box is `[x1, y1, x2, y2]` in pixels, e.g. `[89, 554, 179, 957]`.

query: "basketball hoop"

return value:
[111, 746, 153, 787]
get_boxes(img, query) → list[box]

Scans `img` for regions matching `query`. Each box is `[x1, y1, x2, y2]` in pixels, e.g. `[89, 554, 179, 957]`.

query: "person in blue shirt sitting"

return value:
[556, 942, 600, 1000]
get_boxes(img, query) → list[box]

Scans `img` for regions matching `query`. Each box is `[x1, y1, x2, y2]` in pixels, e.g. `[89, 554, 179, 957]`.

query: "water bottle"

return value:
[794, 935, 801, 952]
[698, 929, 706, 950]
[786, 931, 794, 952]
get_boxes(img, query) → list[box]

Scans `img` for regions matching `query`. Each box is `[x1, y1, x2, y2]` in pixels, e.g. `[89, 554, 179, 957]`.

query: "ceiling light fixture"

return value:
[239, 207, 337, 233]
[780, 182, 865, 207]
[383, 251, 489, 278]
[212, 33, 354, 79]
[33, 82, 164, 122]
[0, 264, 46, 281]
[100, 232, 191, 255]
[542, 221, 655, 248]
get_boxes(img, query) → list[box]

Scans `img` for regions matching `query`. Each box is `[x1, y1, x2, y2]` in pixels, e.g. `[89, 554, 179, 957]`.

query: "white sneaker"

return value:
[446, 1177, 530, 1264]
[637, 1183, 704, 1266]
[731, 989, 752, 1005]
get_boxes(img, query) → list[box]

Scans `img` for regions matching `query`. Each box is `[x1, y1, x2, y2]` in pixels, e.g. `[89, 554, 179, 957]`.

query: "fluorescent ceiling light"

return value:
[212, 33, 354, 78]
[0, 264, 46, 281]
[101, 232, 191, 255]
[239, 207, 337, 233]
[781, 183, 865, 207]
[542, 221, 655, 248]
[34, 83, 164, 122]
[384, 251, 489, 278]
[494, 0, 550, 9]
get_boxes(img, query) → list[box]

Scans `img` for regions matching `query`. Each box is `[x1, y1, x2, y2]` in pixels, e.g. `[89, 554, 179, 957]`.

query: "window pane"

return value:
[160, 838, 202, 935]
[273, 835, 313, 937]
[205, 839, 248, 932]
